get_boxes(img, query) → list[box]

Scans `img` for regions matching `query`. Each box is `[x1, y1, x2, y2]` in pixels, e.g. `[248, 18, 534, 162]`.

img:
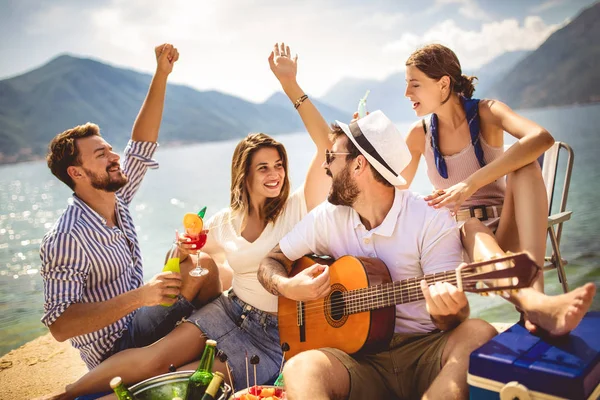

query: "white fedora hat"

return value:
[335, 110, 411, 186]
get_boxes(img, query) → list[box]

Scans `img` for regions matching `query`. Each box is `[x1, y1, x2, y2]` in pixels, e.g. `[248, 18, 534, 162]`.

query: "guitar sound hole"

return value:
[325, 283, 348, 328]
[329, 290, 345, 321]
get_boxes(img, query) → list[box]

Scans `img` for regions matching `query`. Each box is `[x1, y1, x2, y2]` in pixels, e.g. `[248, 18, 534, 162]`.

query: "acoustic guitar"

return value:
[278, 253, 539, 360]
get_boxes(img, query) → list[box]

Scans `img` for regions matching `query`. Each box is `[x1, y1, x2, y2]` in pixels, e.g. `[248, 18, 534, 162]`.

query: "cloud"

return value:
[530, 0, 566, 13]
[10, 0, 412, 101]
[383, 16, 563, 70]
[430, 0, 492, 21]
[357, 12, 405, 31]
[0, 0, 569, 102]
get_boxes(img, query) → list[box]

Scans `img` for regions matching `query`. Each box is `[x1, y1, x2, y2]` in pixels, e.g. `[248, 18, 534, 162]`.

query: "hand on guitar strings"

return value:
[280, 263, 331, 301]
[420, 277, 469, 330]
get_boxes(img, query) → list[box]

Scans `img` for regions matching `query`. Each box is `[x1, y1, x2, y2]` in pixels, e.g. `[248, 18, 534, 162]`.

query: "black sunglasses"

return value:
[325, 149, 351, 165]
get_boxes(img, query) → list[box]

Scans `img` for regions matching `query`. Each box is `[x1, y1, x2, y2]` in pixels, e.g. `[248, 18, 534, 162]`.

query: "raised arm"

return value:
[268, 43, 332, 211]
[258, 244, 330, 301]
[131, 43, 179, 143]
[397, 120, 426, 189]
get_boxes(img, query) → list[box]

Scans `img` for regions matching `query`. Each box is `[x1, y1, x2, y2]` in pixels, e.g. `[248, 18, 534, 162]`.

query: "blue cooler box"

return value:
[468, 312, 600, 400]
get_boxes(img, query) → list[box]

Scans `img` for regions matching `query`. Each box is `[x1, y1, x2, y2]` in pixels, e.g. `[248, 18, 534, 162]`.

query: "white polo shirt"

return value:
[279, 189, 463, 334]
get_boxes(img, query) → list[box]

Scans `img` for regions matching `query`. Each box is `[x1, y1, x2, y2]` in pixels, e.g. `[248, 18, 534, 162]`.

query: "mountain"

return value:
[317, 51, 530, 123]
[264, 91, 349, 123]
[487, 2, 600, 109]
[466, 50, 531, 98]
[0, 55, 347, 164]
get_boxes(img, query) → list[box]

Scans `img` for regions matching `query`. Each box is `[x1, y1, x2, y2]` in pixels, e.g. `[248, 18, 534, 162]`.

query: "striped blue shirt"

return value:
[40, 140, 159, 369]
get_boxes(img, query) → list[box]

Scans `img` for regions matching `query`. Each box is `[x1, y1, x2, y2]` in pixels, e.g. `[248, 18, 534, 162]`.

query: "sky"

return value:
[0, 0, 597, 103]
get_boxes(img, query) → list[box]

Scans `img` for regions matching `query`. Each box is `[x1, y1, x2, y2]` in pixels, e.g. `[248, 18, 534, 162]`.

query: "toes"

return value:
[524, 319, 538, 333]
[584, 283, 597, 299]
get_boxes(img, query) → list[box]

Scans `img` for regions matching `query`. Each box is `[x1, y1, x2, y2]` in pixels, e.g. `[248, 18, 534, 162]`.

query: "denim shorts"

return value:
[112, 295, 195, 353]
[186, 289, 282, 389]
[75, 297, 195, 400]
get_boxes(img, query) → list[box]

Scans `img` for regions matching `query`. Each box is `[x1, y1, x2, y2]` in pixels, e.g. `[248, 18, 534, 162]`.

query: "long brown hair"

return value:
[406, 44, 477, 101]
[230, 133, 290, 225]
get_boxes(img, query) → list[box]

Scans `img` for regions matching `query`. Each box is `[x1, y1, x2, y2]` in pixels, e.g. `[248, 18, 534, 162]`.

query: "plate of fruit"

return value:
[231, 385, 285, 400]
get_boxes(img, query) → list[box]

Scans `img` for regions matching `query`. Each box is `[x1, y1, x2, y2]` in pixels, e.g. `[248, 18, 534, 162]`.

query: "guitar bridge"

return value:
[297, 301, 306, 342]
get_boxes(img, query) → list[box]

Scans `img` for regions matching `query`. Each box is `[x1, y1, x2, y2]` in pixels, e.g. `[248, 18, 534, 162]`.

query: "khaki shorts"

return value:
[321, 330, 450, 400]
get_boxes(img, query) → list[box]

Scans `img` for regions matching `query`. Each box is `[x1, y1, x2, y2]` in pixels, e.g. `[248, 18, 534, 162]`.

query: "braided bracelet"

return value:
[294, 94, 309, 109]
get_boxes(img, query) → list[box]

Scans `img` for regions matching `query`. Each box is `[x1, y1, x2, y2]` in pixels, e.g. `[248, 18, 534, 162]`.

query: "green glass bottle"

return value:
[109, 376, 136, 400]
[200, 371, 224, 400]
[161, 241, 181, 306]
[186, 339, 217, 400]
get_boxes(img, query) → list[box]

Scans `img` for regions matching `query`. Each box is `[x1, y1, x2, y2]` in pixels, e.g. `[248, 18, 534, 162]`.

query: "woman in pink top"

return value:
[398, 44, 595, 335]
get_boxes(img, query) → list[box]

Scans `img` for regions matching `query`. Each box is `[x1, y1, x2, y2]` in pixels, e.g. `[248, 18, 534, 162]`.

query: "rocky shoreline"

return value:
[0, 333, 86, 399]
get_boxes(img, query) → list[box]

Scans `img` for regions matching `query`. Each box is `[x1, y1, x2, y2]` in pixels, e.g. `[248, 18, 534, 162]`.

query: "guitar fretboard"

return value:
[342, 270, 457, 315]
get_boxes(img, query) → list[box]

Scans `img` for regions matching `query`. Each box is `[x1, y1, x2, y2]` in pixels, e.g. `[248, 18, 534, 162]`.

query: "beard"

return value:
[327, 165, 360, 207]
[83, 164, 128, 192]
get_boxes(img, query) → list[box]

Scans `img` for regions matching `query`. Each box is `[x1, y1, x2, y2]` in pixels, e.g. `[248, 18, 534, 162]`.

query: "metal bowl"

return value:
[129, 370, 231, 400]
[229, 385, 285, 399]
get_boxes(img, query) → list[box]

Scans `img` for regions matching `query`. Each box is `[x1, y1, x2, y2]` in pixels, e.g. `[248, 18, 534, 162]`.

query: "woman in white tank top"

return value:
[59, 43, 335, 398]
[394, 44, 595, 336]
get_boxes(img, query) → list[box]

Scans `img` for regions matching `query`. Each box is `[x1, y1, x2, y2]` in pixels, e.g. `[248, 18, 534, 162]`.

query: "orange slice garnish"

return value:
[183, 213, 203, 235]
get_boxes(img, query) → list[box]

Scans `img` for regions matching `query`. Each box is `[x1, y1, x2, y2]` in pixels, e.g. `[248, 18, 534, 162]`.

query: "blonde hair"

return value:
[230, 133, 290, 225]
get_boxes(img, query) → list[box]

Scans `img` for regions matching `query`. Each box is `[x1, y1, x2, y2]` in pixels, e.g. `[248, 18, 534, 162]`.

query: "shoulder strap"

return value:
[429, 113, 448, 178]
[421, 118, 427, 133]
[464, 97, 486, 168]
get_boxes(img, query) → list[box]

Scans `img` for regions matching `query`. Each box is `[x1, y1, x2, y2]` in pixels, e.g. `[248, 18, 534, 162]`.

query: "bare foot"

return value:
[523, 283, 596, 336]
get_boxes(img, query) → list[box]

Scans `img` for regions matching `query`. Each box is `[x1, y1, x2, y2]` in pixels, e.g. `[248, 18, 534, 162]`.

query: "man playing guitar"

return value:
[257, 111, 595, 400]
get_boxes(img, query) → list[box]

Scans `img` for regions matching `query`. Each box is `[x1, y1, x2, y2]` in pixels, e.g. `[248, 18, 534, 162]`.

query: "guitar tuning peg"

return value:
[490, 254, 498, 260]
[480, 292, 489, 297]
[510, 289, 520, 295]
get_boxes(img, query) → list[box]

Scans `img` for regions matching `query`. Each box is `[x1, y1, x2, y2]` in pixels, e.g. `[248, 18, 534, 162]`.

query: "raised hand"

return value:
[139, 271, 182, 306]
[268, 42, 298, 85]
[423, 180, 477, 215]
[351, 111, 370, 123]
[281, 263, 331, 301]
[155, 43, 179, 75]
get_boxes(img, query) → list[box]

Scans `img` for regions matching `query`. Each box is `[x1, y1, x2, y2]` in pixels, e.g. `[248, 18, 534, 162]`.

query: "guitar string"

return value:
[277, 257, 521, 316]
[278, 269, 520, 317]
[276, 271, 507, 317]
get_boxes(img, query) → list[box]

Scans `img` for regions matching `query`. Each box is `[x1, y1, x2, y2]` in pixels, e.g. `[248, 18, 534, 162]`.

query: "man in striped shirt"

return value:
[40, 44, 205, 370]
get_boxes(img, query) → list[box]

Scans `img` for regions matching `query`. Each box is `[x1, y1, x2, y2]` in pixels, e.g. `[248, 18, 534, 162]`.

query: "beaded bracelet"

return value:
[294, 94, 309, 109]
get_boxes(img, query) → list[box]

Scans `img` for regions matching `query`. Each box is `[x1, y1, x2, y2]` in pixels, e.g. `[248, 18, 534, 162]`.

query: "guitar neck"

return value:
[344, 270, 457, 315]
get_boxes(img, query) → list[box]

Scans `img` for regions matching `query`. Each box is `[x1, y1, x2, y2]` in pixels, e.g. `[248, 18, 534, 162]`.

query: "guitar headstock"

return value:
[456, 252, 540, 296]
